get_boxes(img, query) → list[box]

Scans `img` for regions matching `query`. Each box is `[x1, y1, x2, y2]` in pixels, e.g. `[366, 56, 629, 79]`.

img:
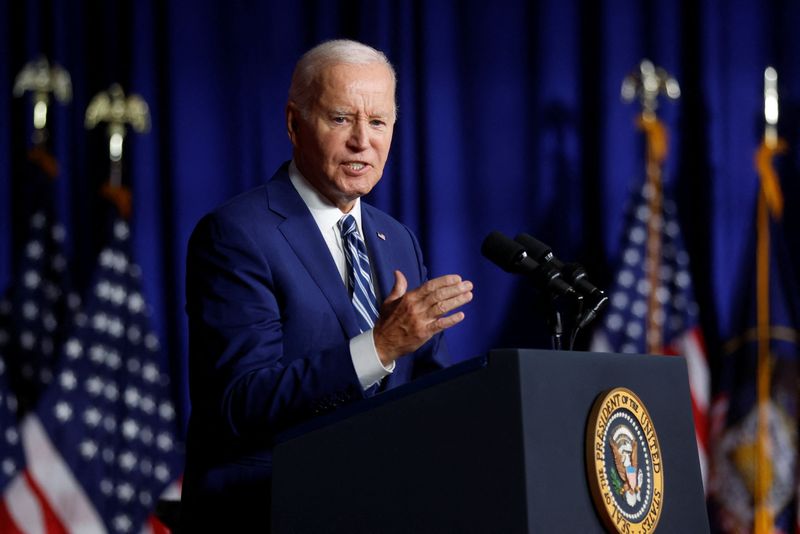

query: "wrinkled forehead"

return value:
[317, 60, 395, 86]
[313, 62, 396, 112]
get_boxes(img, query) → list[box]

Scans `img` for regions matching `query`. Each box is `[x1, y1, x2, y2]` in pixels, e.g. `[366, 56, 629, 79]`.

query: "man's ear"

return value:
[286, 103, 300, 145]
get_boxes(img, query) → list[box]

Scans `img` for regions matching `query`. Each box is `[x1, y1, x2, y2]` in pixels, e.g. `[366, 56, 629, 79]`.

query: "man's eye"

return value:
[370, 120, 385, 127]
[332, 116, 347, 124]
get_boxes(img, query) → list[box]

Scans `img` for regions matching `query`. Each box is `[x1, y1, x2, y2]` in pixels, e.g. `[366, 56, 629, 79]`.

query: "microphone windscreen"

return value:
[481, 231, 525, 272]
[514, 233, 551, 261]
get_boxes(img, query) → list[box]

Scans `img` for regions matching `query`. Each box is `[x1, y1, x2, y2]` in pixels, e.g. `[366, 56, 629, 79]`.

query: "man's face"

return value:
[287, 62, 396, 212]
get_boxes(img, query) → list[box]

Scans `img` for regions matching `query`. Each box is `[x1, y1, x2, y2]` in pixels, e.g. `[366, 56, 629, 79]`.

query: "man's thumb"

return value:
[385, 270, 408, 302]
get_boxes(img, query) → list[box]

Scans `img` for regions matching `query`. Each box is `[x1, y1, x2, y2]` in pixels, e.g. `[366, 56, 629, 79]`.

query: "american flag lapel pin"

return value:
[377, 231, 386, 241]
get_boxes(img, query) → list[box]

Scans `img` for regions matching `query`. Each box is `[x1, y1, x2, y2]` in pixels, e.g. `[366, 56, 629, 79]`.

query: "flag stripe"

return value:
[0, 501, 25, 534]
[21, 415, 105, 533]
[146, 516, 168, 534]
[681, 328, 710, 410]
[2, 476, 35, 534]
[21, 470, 69, 534]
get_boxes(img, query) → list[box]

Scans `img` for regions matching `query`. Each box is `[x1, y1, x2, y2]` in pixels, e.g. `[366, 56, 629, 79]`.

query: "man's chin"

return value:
[337, 176, 380, 198]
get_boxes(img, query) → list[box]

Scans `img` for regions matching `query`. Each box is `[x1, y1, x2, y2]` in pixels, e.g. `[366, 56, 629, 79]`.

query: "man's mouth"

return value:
[345, 162, 366, 171]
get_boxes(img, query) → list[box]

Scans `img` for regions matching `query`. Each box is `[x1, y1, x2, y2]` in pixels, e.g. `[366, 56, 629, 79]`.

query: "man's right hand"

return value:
[373, 270, 473, 365]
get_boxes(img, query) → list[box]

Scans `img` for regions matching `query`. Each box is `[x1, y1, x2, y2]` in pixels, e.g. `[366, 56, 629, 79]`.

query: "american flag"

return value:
[591, 178, 710, 486]
[0, 149, 78, 530]
[0, 152, 77, 416]
[3, 216, 183, 533]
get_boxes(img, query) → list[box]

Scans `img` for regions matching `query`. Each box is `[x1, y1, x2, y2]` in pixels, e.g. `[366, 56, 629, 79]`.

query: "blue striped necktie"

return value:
[338, 214, 380, 332]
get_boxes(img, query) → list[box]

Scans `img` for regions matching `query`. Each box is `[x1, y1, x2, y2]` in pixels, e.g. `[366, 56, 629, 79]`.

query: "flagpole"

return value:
[752, 65, 787, 534]
[641, 114, 666, 354]
[621, 60, 680, 355]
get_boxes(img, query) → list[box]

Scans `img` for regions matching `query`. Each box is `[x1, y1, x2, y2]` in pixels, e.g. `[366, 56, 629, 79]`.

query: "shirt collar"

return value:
[288, 160, 363, 235]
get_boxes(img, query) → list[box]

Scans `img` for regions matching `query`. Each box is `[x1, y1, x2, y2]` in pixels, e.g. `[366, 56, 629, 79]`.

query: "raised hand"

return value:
[373, 270, 473, 364]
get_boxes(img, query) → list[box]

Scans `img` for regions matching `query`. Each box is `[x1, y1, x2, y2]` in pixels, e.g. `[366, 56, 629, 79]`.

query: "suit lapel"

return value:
[361, 206, 394, 305]
[267, 167, 361, 338]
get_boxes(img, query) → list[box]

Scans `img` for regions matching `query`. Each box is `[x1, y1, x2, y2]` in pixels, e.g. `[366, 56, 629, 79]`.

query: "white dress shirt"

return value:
[288, 161, 394, 389]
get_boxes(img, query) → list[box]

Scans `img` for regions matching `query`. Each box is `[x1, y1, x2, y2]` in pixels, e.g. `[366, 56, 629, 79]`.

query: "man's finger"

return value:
[423, 280, 473, 309]
[418, 274, 463, 295]
[431, 311, 466, 332]
[384, 270, 408, 303]
[430, 289, 473, 316]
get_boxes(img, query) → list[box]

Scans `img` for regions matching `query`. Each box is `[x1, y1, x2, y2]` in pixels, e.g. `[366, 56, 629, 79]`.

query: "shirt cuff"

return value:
[350, 329, 395, 390]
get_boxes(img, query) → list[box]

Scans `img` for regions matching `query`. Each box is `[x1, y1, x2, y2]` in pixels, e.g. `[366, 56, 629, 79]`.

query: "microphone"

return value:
[514, 233, 608, 327]
[481, 231, 579, 300]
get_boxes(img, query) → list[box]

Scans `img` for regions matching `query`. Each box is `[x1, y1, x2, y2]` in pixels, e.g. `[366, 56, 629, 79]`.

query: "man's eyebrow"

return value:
[326, 107, 392, 119]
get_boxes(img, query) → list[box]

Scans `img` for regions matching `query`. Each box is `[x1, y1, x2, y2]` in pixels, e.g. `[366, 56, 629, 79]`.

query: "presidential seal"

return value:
[585, 387, 664, 534]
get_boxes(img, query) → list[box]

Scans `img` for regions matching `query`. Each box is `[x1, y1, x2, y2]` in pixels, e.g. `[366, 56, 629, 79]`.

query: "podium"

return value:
[272, 349, 709, 533]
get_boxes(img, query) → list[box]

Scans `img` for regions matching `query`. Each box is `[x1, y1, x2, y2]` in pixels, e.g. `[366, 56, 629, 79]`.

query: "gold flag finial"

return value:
[763, 66, 779, 148]
[85, 84, 150, 219]
[12, 56, 73, 144]
[85, 83, 151, 169]
[620, 59, 680, 118]
[756, 66, 786, 220]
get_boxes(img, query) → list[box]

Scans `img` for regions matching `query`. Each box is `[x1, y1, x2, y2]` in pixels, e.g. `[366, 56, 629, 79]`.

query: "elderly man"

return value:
[180, 40, 473, 530]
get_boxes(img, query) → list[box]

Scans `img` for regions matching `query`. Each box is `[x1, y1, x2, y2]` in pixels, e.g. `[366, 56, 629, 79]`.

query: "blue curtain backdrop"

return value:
[2, 0, 800, 444]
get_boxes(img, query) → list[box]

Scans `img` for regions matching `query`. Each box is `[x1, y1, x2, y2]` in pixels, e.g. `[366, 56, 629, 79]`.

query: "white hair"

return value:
[288, 39, 397, 118]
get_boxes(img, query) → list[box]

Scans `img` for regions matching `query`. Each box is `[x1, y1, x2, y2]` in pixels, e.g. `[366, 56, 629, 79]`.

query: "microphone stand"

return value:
[543, 295, 563, 351]
[545, 291, 592, 351]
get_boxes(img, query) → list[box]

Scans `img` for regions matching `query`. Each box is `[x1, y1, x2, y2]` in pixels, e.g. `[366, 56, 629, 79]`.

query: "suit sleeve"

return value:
[186, 213, 364, 443]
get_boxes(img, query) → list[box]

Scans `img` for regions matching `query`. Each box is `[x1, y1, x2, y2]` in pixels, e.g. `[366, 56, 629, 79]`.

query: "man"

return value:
[180, 40, 473, 531]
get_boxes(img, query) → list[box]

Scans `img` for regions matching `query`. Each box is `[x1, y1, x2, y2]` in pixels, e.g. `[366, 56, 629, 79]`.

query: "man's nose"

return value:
[347, 120, 370, 150]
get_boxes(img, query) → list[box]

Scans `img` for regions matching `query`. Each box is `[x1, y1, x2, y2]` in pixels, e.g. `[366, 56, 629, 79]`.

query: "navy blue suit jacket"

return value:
[181, 163, 448, 530]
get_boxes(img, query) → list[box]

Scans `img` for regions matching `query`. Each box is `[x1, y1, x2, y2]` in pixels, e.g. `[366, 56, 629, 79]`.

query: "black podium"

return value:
[272, 349, 709, 533]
